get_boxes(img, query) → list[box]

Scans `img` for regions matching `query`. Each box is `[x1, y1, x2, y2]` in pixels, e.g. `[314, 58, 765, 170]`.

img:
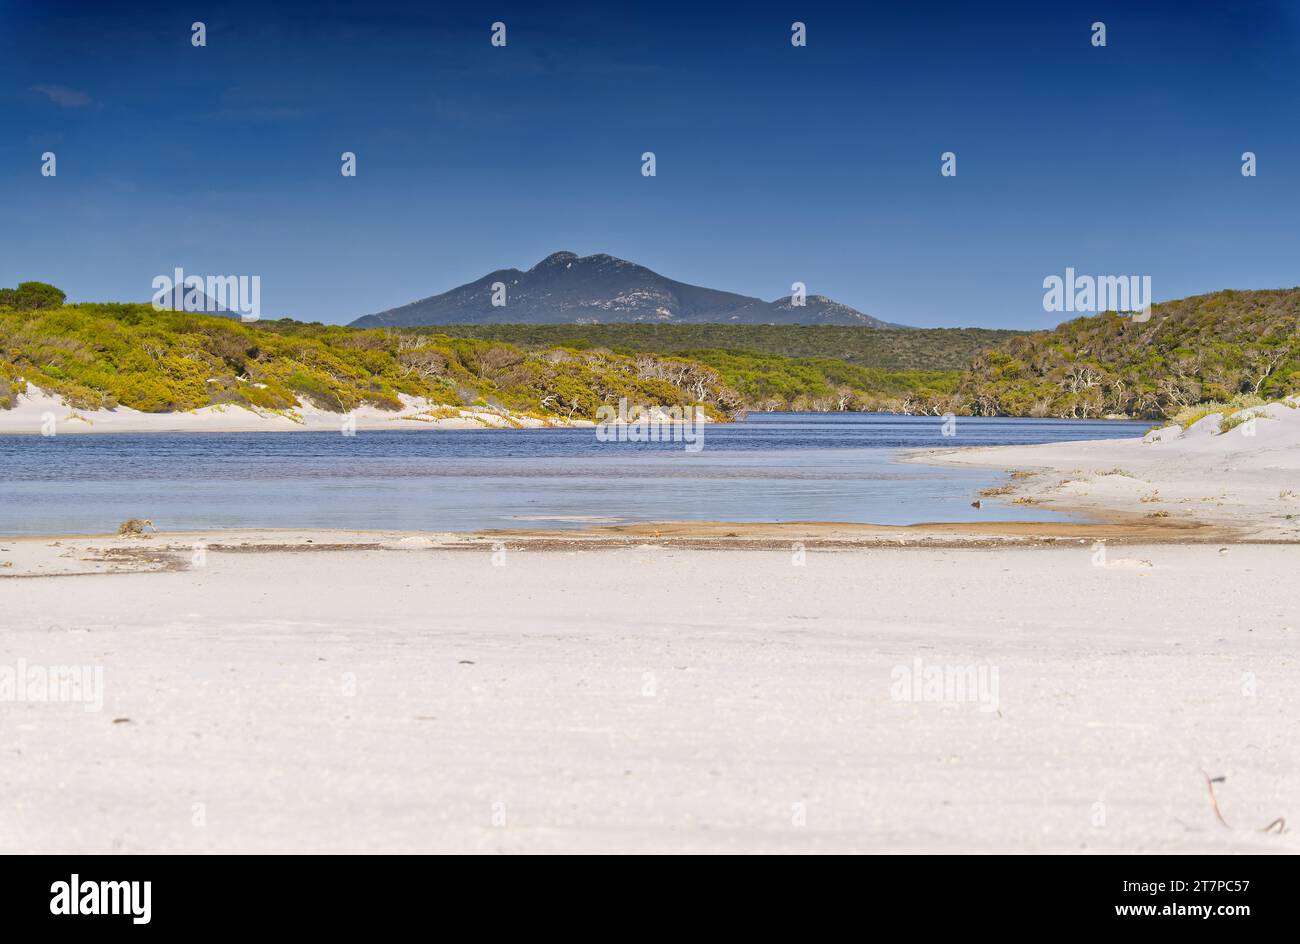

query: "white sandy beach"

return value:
[0, 384, 717, 434]
[1, 537, 1295, 854]
[2, 397, 1297, 853]
[917, 396, 1300, 541]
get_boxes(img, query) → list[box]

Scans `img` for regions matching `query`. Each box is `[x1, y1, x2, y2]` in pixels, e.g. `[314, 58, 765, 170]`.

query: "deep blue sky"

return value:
[2, 0, 1298, 328]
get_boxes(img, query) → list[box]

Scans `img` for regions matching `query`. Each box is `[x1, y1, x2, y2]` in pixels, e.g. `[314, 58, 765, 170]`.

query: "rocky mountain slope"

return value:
[350, 252, 901, 328]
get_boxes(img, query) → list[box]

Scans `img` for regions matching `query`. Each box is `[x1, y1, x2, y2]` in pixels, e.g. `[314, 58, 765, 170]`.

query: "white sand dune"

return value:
[915, 396, 1300, 541]
[0, 384, 590, 434]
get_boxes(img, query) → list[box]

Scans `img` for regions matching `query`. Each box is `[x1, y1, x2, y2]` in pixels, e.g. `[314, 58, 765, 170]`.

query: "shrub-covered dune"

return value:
[0, 301, 744, 421]
[0, 285, 961, 420]
[5, 283, 1299, 424]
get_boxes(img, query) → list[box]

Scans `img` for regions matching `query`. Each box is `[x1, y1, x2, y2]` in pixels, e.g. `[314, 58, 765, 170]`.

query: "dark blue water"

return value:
[0, 413, 1149, 535]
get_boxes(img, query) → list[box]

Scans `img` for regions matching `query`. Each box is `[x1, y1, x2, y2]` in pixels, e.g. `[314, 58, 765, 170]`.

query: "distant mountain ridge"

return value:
[350, 251, 904, 328]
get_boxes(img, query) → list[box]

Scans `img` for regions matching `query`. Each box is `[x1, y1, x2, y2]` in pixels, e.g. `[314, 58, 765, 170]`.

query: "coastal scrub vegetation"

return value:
[0, 302, 745, 419]
[952, 290, 1300, 419]
[0, 281, 66, 311]
[1170, 394, 1297, 431]
[677, 349, 959, 413]
[406, 324, 973, 411]
[3, 286, 1298, 421]
[416, 323, 1023, 371]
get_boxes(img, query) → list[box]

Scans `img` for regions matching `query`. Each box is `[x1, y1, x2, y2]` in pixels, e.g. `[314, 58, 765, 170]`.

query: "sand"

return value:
[0, 384, 718, 434]
[912, 396, 1300, 542]
[0, 385, 591, 433]
[3, 397, 1297, 853]
[1, 532, 1295, 854]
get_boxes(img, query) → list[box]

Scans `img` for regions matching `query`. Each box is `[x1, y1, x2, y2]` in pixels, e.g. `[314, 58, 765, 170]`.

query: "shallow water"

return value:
[0, 413, 1149, 535]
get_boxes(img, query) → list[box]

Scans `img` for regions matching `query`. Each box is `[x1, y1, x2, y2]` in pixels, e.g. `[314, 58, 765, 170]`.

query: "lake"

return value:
[0, 413, 1150, 536]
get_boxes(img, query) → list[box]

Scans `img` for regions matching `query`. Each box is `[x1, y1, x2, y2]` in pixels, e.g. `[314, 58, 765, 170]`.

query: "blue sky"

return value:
[2, 0, 1298, 328]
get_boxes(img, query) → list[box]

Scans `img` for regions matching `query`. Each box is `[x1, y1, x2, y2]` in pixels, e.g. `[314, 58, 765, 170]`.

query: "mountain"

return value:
[349, 251, 903, 328]
[150, 284, 239, 319]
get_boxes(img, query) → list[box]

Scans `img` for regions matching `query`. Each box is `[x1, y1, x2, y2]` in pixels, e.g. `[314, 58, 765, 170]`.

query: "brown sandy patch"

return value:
[470, 514, 1243, 550]
[0, 513, 1255, 580]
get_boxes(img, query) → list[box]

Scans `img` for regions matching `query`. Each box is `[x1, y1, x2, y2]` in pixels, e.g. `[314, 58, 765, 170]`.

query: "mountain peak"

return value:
[351, 253, 904, 328]
[531, 251, 579, 271]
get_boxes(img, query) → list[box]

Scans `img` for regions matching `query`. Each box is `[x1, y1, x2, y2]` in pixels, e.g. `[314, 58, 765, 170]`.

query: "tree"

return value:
[0, 281, 66, 310]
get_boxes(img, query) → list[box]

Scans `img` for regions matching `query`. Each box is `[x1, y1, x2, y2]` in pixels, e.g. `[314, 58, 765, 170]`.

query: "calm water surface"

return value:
[0, 413, 1149, 535]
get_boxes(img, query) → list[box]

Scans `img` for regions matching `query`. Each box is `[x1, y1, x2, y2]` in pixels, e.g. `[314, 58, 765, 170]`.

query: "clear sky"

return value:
[2, 0, 1298, 328]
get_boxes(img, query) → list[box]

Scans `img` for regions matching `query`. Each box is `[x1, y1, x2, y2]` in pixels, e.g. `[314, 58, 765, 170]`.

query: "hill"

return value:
[0, 303, 745, 420]
[9, 285, 1296, 424]
[956, 288, 1300, 418]
[410, 323, 1021, 371]
[350, 252, 902, 328]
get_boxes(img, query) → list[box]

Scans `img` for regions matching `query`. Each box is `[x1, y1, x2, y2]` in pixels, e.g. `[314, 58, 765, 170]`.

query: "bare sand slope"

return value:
[0, 385, 589, 434]
[915, 397, 1300, 541]
[3, 543, 1295, 853]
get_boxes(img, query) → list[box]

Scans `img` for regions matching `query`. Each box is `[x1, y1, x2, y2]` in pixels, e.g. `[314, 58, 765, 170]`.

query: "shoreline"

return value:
[902, 394, 1300, 542]
[0, 385, 596, 434]
[0, 516, 1250, 580]
[5, 394, 1296, 570]
[0, 385, 1160, 436]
